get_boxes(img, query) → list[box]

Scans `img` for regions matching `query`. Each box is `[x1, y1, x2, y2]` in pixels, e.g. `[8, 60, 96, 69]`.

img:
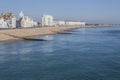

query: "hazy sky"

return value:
[0, 0, 120, 24]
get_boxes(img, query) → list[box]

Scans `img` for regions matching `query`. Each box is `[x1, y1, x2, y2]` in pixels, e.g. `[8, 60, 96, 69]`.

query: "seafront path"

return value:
[0, 26, 82, 42]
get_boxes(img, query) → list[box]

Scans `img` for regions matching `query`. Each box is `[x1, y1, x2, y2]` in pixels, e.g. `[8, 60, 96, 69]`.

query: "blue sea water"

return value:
[0, 26, 120, 80]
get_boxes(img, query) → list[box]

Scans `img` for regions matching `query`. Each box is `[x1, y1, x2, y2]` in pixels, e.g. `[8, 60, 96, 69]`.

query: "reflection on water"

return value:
[0, 27, 120, 80]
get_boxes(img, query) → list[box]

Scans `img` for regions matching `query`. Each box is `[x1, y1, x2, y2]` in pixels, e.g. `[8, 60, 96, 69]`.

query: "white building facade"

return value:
[17, 11, 38, 28]
[42, 14, 86, 27]
[53, 20, 65, 27]
[0, 13, 16, 28]
[6, 17, 16, 28]
[53, 20, 86, 27]
[0, 18, 8, 28]
[65, 20, 86, 26]
[42, 15, 54, 26]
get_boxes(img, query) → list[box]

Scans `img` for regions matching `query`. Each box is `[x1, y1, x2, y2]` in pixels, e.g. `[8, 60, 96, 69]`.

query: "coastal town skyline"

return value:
[0, 11, 86, 28]
[0, 0, 120, 24]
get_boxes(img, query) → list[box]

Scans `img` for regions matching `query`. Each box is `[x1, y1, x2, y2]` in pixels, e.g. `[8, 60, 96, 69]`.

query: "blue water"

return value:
[0, 27, 120, 80]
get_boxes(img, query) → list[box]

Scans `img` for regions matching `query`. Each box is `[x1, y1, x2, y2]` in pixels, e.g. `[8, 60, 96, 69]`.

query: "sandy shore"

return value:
[0, 26, 83, 42]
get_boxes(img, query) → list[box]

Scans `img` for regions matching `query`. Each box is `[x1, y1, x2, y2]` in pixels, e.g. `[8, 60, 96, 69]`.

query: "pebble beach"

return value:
[0, 26, 82, 42]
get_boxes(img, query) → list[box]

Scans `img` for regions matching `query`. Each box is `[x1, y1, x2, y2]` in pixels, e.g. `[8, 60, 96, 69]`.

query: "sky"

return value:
[0, 0, 120, 24]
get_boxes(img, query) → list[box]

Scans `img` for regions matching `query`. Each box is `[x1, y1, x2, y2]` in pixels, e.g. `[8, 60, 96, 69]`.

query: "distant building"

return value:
[53, 20, 65, 27]
[0, 17, 8, 28]
[65, 20, 86, 26]
[42, 15, 54, 26]
[53, 20, 86, 27]
[42, 14, 86, 27]
[17, 11, 38, 28]
[0, 12, 16, 28]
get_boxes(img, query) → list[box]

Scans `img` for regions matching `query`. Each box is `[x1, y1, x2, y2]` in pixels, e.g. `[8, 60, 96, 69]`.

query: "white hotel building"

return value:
[42, 15, 86, 27]
[17, 11, 38, 28]
[65, 20, 86, 26]
[53, 20, 86, 27]
[53, 20, 65, 26]
[42, 14, 54, 26]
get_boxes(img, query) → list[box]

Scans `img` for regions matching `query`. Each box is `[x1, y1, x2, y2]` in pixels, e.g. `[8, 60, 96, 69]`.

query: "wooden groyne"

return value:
[3, 33, 47, 41]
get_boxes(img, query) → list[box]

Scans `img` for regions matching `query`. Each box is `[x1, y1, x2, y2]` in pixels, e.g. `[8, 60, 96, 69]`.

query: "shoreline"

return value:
[0, 26, 118, 43]
[0, 26, 83, 42]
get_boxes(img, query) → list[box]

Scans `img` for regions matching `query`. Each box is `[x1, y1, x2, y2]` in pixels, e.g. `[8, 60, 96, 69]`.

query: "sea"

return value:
[0, 26, 120, 80]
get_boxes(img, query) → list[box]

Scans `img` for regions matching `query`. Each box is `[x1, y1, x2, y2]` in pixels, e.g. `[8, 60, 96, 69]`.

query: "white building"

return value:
[0, 18, 8, 28]
[41, 14, 86, 27]
[65, 20, 86, 26]
[53, 20, 65, 27]
[0, 13, 16, 28]
[17, 11, 38, 28]
[53, 20, 86, 27]
[6, 17, 16, 28]
[42, 15, 54, 26]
